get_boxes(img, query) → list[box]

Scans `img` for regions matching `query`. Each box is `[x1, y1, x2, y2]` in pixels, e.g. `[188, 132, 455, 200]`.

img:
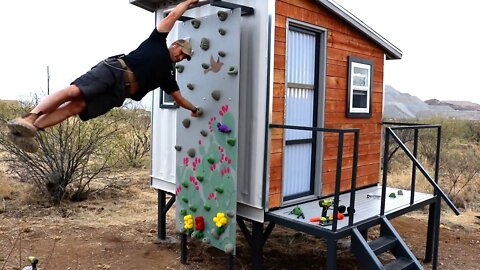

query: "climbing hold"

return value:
[211, 90, 221, 101]
[200, 130, 208, 137]
[181, 181, 189, 188]
[196, 175, 204, 182]
[207, 157, 216, 164]
[210, 228, 220, 239]
[182, 118, 191, 128]
[218, 51, 226, 57]
[202, 63, 210, 69]
[224, 243, 234, 254]
[180, 209, 187, 216]
[202, 237, 210, 244]
[195, 216, 205, 231]
[217, 10, 228, 21]
[227, 66, 238, 75]
[217, 122, 232, 133]
[215, 187, 224, 194]
[181, 197, 189, 203]
[226, 211, 235, 218]
[174, 145, 182, 151]
[397, 190, 404, 196]
[189, 205, 197, 212]
[191, 19, 201, 29]
[218, 28, 226, 35]
[187, 148, 196, 158]
[175, 65, 184, 73]
[200, 37, 210, 50]
[203, 204, 211, 211]
[389, 192, 397, 198]
[227, 138, 236, 146]
[187, 83, 194, 90]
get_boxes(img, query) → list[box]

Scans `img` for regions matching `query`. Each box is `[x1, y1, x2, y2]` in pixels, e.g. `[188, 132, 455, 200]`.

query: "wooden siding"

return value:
[269, 0, 385, 208]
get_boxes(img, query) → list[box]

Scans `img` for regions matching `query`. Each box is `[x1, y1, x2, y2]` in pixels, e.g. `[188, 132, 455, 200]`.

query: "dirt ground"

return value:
[1, 170, 479, 270]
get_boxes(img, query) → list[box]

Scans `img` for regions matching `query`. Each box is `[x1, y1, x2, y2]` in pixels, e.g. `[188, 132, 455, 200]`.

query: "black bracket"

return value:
[209, 0, 254, 16]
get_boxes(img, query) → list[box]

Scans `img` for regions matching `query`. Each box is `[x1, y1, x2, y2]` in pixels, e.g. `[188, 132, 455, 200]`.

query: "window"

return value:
[347, 56, 373, 118]
[159, 90, 178, 109]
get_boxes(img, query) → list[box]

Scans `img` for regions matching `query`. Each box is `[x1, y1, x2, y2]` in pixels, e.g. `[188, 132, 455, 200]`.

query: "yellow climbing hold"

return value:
[213, 212, 228, 227]
[184, 214, 194, 229]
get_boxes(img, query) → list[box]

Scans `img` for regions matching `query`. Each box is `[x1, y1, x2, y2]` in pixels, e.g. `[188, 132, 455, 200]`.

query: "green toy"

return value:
[289, 206, 305, 219]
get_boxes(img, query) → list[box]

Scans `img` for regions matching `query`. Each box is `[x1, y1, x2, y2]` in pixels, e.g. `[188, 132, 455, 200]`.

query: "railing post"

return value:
[332, 132, 344, 231]
[349, 130, 359, 226]
[410, 128, 419, 205]
[381, 128, 390, 215]
[435, 126, 442, 184]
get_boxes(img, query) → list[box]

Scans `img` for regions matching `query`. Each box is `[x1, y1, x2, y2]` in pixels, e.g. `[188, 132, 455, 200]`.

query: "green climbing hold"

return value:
[189, 205, 197, 212]
[204, 204, 211, 211]
[218, 28, 226, 35]
[175, 65, 184, 73]
[218, 51, 226, 57]
[187, 83, 194, 90]
[200, 37, 210, 50]
[389, 192, 397, 198]
[180, 209, 187, 216]
[215, 187, 224, 194]
[207, 157, 216, 164]
[227, 138, 236, 146]
[182, 118, 191, 128]
[174, 145, 182, 151]
[211, 89, 221, 101]
[202, 63, 210, 69]
[196, 175, 204, 182]
[182, 197, 189, 203]
[200, 130, 208, 137]
[227, 66, 238, 75]
[181, 181, 189, 188]
[217, 10, 228, 21]
[187, 148, 196, 158]
[191, 19, 201, 29]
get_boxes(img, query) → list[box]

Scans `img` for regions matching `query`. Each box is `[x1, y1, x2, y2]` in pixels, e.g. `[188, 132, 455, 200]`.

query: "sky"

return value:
[1, 0, 479, 104]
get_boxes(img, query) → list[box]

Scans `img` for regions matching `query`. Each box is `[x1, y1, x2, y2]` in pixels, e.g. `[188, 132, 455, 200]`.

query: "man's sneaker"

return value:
[7, 117, 38, 137]
[6, 132, 39, 153]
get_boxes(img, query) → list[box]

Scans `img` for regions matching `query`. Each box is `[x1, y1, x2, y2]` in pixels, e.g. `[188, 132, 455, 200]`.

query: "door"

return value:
[282, 24, 324, 201]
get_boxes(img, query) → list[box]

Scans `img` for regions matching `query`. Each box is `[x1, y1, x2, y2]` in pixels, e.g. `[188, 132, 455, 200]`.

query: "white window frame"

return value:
[347, 56, 373, 118]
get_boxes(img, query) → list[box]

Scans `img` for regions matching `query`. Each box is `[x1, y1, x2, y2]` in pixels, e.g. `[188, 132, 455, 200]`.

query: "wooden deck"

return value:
[267, 186, 434, 231]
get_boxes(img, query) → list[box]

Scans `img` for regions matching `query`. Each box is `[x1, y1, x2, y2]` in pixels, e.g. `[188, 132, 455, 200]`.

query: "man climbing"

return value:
[7, 0, 201, 153]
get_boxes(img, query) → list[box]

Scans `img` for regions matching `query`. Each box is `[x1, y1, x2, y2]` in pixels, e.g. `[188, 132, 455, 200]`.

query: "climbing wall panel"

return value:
[175, 9, 241, 254]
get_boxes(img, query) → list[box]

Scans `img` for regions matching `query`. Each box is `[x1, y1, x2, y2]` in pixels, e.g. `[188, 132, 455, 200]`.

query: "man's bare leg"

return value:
[33, 99, 86, 129]
[8, 85, 84, 135]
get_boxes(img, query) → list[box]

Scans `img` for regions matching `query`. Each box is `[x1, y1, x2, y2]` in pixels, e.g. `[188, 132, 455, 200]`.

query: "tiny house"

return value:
[130, 1, 459, 269]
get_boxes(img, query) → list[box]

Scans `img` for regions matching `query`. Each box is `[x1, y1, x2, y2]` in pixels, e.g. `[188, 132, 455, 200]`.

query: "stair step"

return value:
[384, 257, 415, 270]
[369, 235, 398, 255]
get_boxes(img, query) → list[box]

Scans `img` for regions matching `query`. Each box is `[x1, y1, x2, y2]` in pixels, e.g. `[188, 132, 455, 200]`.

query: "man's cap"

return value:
[176, 38, 192, 61]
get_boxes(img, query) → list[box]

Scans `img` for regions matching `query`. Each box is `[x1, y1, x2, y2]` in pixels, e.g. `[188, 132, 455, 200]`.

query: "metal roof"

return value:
[128, 0, 402, 60]
[317, 0, 402, 60]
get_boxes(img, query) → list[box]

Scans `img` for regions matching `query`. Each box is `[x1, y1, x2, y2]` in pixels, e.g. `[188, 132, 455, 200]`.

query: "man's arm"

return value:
[171, 90, 202, 117]
[157, 0, 199, 33]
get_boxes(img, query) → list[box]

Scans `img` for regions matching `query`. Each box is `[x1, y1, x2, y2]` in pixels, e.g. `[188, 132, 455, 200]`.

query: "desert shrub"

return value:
[440, 143, 480, 208]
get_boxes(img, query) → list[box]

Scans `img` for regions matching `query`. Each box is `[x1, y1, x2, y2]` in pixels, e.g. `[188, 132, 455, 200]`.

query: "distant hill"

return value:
[383, 85, 480, 120]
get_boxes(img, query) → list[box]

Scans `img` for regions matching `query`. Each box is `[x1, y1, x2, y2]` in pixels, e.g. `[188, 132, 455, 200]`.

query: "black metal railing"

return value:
[381, 122, 460, 216]
[269, 124, 360, 231]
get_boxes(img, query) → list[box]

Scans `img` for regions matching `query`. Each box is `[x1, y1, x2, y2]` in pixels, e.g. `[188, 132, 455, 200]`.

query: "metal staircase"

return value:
[351, 216, 423, 270]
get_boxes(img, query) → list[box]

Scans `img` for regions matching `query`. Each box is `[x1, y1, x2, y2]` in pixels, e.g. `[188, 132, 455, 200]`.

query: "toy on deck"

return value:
[289, 206, 305, 219]
[22, 256, 41, 270]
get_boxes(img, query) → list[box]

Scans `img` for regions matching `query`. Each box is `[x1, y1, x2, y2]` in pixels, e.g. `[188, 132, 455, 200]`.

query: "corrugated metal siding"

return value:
[283, 28, 316, 198]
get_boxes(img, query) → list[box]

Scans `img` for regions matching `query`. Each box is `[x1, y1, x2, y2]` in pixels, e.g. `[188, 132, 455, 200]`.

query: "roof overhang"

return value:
[316, 0, 402, 60]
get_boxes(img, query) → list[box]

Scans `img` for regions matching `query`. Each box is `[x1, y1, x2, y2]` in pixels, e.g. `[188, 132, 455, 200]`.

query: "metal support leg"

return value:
[425, 202, 436, 263]
[158, 190, 166, 240]
[227, 254, 234, 270]
[181, 233, 188, 264]
[326, 239, 337, 270]
[432, 198, 442, 270]
[251, 221, 264, 270]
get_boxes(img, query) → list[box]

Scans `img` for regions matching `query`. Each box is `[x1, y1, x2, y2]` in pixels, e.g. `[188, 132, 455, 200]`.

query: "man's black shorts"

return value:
[72, 58, 127, 121]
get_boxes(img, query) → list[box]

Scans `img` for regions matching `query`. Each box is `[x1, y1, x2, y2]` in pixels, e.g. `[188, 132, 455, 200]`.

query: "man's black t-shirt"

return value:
[124, 29, 179, 101]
